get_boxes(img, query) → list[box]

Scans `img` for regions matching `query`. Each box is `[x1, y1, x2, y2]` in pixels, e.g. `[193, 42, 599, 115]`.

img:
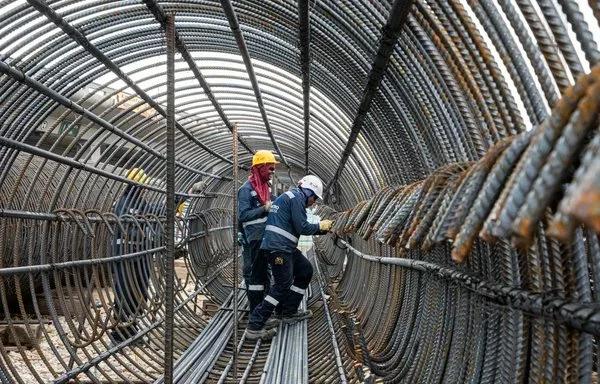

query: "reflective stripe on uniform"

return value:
[115, 239, 140, 245]
[290, 285, 305, 295]
[285, 191, 295, 199]
[248, 284, 264, 291]
[243, 217, 267, 228]
[265, 295, 279, 306]
[250, 190, 257, 196]
[265, 225, 298, 243]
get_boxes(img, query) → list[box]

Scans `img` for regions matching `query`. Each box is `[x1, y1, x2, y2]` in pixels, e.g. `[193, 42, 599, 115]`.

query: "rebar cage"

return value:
[0, 0, 599, 383]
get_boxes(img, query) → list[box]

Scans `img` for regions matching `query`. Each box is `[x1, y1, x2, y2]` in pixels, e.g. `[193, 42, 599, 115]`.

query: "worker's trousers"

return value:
[244, 240, 270, 313]
[247, 249, 313, 330]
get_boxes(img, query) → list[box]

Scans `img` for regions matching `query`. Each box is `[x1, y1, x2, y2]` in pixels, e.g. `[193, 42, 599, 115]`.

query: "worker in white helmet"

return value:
[245, 175, 333, 340]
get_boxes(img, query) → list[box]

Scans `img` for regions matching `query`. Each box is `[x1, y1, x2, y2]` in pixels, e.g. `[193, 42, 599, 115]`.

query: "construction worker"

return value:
[238, 150, 279, 317]
[176, 181, 206, 248]
[245, 175, 333, 340]
[110, 168, 202, 345]
[177, 181, 206, 216]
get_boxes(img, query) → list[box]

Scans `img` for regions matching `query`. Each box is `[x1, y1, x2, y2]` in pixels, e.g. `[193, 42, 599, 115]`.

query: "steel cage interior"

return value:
[1, 0, 600, 383]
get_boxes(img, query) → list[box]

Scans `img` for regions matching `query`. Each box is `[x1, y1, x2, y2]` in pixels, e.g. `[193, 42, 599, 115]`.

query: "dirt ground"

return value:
[3, 259, 205, 383]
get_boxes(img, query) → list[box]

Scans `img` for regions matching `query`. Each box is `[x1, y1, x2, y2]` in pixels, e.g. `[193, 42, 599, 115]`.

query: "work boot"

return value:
[245, 327, 277, 340]
[282, 309, 313, 324]
[264, 317, 280, 330]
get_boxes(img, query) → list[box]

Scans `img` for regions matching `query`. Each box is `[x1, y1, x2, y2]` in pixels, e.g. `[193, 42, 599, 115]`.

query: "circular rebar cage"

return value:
[0, 0, 599, 383]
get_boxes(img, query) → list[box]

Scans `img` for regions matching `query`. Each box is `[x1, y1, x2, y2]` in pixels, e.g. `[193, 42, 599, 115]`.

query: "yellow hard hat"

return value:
[126, 168, 148, 184]
[252, 150, 280, 167]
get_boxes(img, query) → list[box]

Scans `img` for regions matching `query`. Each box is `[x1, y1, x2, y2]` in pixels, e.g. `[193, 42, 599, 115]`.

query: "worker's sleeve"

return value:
[175, 195, 186, 209]
[289, 198, 320, 235]
[238, 187, 266, 224]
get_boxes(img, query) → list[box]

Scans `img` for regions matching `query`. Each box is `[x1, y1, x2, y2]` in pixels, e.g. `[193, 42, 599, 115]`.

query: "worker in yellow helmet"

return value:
[110, 167, 203, 346]
[237, 150, 280, 321]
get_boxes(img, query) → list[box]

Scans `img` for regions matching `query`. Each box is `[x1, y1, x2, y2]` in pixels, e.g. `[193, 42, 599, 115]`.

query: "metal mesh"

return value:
[0, 0, 599, 382]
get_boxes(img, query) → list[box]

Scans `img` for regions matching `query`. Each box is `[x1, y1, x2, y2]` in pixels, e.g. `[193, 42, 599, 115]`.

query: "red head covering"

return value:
[249, 164, 273, 204]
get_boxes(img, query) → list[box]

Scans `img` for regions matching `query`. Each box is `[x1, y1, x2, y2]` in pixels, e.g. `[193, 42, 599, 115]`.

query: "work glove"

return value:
[264, 200, 272, 212]
[237, 232, 246, 246]
[319, 219, 333, 232]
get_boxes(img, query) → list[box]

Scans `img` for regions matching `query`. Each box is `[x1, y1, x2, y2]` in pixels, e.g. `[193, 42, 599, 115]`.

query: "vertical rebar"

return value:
[298, 0, 311, 175]
[220, 0, 289, 168]
[232, 122, 239, 380]
[164, 13, 176, 384]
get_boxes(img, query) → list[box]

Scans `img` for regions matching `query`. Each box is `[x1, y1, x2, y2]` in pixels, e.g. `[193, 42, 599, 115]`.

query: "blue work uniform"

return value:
[237, 180, 275, 312]
[111, 186, 182, 343]
[248, 189, 321, 330]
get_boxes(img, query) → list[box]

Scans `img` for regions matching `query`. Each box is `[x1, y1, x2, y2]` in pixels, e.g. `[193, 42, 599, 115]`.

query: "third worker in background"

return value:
[245, 175, 333, 340]
[238, 150, 279, 315]
[111, 168, 203, 346]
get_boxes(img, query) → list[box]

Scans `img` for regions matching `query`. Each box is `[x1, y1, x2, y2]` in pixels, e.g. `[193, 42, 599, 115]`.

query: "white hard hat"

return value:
[192, 181, 207, 192]
[298, 175, 324, 200]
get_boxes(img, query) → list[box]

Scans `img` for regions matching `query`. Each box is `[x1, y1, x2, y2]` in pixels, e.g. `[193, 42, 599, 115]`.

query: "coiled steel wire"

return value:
[0, 161, 228, 382]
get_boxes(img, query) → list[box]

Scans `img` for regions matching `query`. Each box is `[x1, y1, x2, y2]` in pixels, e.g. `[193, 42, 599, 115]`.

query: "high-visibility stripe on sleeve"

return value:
[243, 217, 267, 228]
[116, 239, 135, 245]
[250, 190, 257, 196]
[285, 191, 295, 199]
[248, 285, 265, 291]
[265, 225, 298, 243]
